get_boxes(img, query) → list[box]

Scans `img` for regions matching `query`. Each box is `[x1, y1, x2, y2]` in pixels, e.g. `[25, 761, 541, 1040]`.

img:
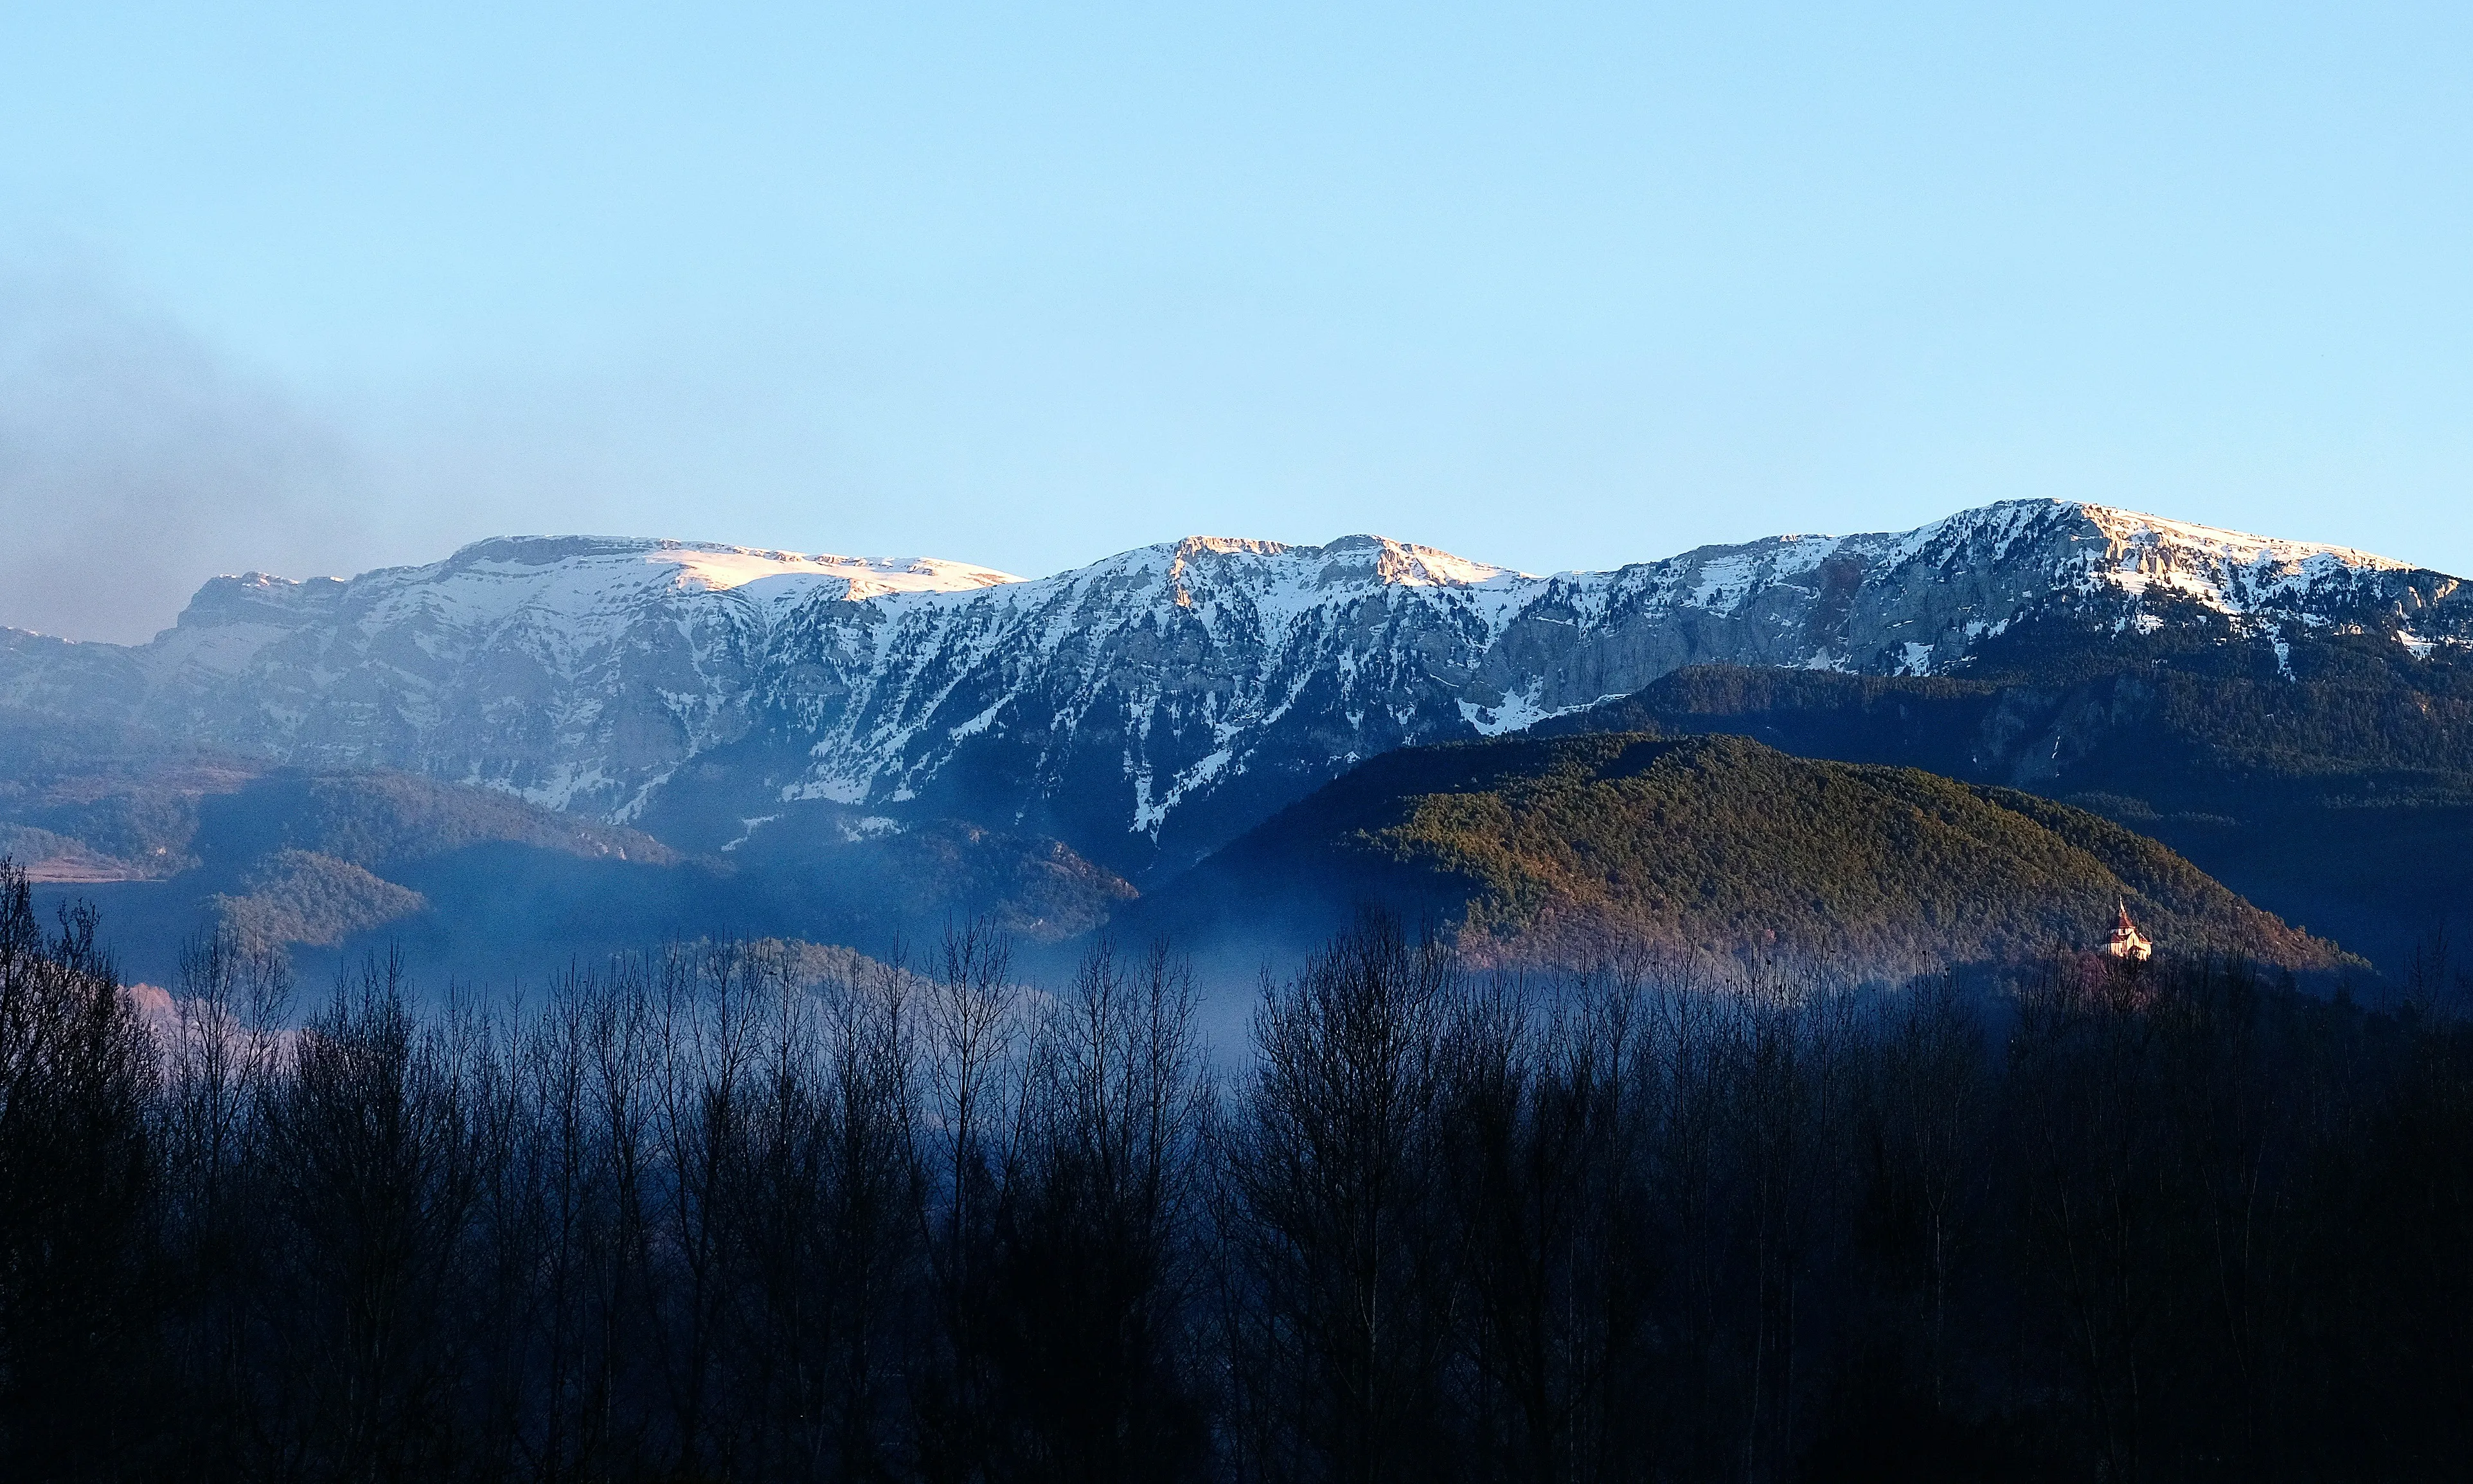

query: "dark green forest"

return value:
[6, 858, 2473, 1483]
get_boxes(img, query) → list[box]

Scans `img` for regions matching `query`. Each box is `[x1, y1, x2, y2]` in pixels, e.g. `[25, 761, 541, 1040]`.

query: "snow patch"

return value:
[948, 700, 1007, 740]
[782, 776, 871, 805]
[1460, 681, 1551, 736]
[721, 815, 778, 852]
[1130, 747, 1236, 834]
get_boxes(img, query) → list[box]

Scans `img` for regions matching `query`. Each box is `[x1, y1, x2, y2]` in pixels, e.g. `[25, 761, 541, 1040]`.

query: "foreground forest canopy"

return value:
[4, 863, 2473, 1483]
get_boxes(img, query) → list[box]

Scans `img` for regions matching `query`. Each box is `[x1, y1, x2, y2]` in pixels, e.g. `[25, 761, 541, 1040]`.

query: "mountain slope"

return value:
[1133, 733, 2356, 978]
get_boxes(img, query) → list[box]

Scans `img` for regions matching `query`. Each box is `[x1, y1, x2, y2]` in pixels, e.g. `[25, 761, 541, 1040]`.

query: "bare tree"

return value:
[980, 936, 1211, 1481]
[253, 949, 487, 1481]
[0, 865, 160, 1480]
[912, 918, 1025, 1481]
[1222, 912, 1460, 1484]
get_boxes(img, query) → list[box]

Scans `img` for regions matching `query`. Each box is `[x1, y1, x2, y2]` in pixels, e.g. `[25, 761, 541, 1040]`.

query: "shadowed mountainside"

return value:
[1533, 629, 2473, 975]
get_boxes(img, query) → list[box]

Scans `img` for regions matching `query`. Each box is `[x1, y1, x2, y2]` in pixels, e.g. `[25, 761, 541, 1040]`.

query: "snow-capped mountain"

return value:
[4, 501, 2461, 877]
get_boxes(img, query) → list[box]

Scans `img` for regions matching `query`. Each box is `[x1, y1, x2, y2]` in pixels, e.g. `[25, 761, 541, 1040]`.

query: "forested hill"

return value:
[1138, 732, 2357, 978]
[1534, 637, 2473, 977]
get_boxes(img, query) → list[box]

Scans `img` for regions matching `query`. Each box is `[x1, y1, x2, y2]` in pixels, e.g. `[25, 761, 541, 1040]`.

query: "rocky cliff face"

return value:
[5, 501, 2463, 878]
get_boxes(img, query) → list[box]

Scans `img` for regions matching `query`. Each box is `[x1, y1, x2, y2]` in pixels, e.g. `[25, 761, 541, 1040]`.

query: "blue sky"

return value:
[3, 1, 2468, 640]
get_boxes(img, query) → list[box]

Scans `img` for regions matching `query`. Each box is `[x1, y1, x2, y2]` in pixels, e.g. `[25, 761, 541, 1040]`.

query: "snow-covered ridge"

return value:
[2082, 505, 2409, 574]
[756, 533, 1553, 820]
[135, 536, 1019, 688]
[740, 501, 2458, 845]
[3, 500, 2462, 867]
[661, 546, 1020, 606]
[139, 501, 2428, 661]
[174, 535, 1020, 635]
[2075, 505, 2418, 616]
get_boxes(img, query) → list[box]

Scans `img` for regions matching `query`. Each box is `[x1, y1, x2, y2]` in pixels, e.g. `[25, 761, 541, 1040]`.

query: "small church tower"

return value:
[2103, 899, 2153, 961]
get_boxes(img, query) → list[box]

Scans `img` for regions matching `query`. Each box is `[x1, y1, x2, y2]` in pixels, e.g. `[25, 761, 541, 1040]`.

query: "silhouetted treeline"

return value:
[6, 861, 2473, 1483]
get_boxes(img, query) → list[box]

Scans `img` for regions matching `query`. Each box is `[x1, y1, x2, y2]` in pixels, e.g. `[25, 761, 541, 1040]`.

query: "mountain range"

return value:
[5, 498, 2465, 987]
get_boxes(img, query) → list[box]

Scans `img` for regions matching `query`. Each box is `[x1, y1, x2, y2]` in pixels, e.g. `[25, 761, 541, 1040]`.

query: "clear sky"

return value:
[3, 1, 2468, 641]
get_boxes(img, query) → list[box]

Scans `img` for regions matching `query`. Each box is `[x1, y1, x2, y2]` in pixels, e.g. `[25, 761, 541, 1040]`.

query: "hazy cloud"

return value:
[0, 262, 371, 644]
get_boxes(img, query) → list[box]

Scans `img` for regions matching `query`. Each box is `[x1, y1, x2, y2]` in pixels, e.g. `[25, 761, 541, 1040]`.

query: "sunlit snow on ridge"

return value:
[2077, 504, 2415, 616]
[666, 548, 1021, 607]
